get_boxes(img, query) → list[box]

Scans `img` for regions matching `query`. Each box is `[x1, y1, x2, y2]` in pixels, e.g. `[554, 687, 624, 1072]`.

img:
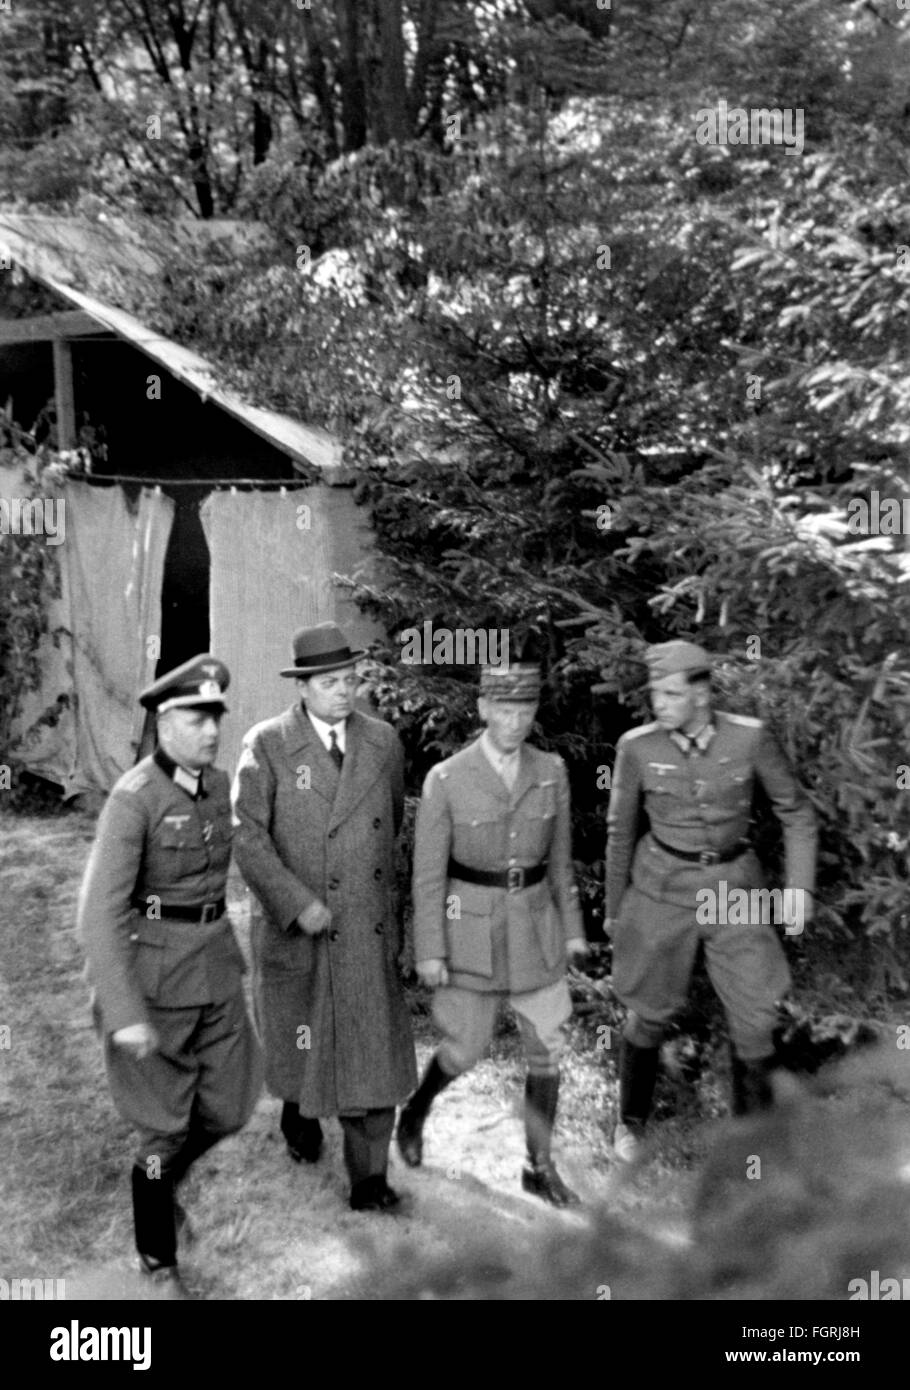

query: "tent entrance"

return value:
[157, 490, 211, 673]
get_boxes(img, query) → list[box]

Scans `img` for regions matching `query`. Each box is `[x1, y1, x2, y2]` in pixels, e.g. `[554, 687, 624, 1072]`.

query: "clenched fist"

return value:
[296, 901, 332, 937]
[112, 1022, 159, 1059]
[416, 958, 449, 989]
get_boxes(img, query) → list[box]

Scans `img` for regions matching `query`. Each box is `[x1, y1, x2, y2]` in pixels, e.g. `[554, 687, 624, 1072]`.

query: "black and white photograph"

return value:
[1, 0, 908, 1354]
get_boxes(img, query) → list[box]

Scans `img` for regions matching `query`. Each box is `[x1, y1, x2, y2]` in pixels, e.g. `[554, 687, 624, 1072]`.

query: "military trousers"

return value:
[433, 978, 571, 1078]
[611, 885, 791, 1060]
[104, 988, 263, 1174]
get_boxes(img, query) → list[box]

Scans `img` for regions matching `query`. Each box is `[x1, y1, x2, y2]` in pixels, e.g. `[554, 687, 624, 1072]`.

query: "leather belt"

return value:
[651, 836, 749, 867]
[447, 859, 547, 893]
[131, 897, 225, 923]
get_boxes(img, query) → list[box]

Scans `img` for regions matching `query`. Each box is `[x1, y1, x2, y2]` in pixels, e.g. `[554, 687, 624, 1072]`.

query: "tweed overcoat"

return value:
[231, 703, 416, 1115]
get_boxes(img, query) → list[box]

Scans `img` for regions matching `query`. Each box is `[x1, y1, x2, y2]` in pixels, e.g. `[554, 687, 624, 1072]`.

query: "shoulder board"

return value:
[621, 722, 660, 743]
[118, 767, 150, 794]
[720, 711, 763, 729]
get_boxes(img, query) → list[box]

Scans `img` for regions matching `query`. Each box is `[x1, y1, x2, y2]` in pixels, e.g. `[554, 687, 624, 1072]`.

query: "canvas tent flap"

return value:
[7, 478, 174, 797]
[200, 486, 380, 780]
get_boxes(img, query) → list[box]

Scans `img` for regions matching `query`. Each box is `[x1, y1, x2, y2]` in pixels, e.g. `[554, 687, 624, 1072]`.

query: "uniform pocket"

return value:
[128, 916, 166, 1000]
[157, 822, 208, 876]
[527, 885, 563, 972]
[444, 912, 494, 979]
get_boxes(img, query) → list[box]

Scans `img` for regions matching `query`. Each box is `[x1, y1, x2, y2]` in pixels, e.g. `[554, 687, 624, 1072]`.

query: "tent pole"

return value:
[52, 338, 76, 449]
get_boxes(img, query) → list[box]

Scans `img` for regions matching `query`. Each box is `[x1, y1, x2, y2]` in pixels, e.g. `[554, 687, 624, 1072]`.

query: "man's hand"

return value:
[565, 936, 589, 969]
[112, 1022, 159, 1059]
[778, 888, 814, 936]
[296, 902, 332, 937]
[417, 958, 449, 989]
[603, 918, 617, 937]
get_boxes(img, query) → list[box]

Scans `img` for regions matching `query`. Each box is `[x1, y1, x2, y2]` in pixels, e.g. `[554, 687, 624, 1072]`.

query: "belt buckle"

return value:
[200, 901, 220, 924]
[699, 850, 719, 866]
[506, 866, 525, 893]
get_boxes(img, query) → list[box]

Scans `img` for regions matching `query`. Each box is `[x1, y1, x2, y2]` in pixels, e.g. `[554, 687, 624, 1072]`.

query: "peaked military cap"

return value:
[479, 662, 542, 703]
[280, 621, 364, 678]
[140, 654, 230, 713]
[645, 640, 712, 681]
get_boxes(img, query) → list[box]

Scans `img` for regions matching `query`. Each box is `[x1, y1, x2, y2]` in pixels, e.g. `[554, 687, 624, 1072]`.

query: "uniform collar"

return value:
[669, 720, 715, 756]
[154, 746, 206, 799]
[480, 728, 521, 778]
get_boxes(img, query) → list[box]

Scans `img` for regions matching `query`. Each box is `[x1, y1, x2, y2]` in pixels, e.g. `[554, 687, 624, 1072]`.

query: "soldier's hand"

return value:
[566, 936, 589, 969]
[297, 902, 332, 937]
[417, 958, 449, 989]
[112, 1022, 159, 1059]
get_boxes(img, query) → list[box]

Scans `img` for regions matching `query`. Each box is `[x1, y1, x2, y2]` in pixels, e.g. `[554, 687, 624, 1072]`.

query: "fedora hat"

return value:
[279, 622, 365, 678]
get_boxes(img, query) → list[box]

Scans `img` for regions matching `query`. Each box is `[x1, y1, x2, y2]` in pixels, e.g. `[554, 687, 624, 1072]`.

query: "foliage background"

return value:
[3, 0, 910, 1014]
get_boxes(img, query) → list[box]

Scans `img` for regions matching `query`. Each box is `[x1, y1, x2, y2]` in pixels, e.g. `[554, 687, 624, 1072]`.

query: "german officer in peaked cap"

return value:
[605, 640, 818, 1162]
[399, 659, 588, 1207]
[77, 655, 263, 1286]
[231, 622, 416, 1214]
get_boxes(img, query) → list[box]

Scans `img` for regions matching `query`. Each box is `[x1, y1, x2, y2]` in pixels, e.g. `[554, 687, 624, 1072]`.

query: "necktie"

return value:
[328, 729, 343, 770]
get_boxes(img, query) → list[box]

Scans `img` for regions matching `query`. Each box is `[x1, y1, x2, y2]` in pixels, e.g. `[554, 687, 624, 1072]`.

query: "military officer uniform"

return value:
[606, 641, 817, 1152]
[77, 656, 262, 1278]
[398, 661, 586, 1207]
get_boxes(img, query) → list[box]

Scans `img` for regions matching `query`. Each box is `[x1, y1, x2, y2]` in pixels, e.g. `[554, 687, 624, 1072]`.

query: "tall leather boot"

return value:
[521, 1071, 579, 1208]
[730, 1052, 775, 1117]
[396, 1054, 455, 1168]
[614, 1039, 660, 1161]
[131, 1164, 179, 1280]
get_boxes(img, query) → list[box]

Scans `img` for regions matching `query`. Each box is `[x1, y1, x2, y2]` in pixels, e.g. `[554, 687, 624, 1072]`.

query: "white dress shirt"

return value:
[307, 710, 347, 755]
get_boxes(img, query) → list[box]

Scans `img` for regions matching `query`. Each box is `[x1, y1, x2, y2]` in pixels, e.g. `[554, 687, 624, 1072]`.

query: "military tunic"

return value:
[77, 750, 262, 1166]
[606, 711, 818, 1058]
[413, 736, 584, 1074]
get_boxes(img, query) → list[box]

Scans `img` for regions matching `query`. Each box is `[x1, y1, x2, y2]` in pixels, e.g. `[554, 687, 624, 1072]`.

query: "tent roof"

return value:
[0, 214, 343, 478]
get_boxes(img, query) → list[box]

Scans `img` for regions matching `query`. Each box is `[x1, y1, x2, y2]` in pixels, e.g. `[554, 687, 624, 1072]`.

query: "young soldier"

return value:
[605, 640, 817, 1161]
[78, 655, 263, 1286]
[399, 660, 588, 1208]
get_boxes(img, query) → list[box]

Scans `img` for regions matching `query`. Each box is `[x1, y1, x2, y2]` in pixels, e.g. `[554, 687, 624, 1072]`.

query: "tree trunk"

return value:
[336, 0, 367, 151]
[300, 8, 339, 157]
[374, 0, 410, 143]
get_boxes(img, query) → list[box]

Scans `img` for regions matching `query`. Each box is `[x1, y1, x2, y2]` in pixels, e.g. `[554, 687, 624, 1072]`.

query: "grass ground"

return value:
[2, 806, 909, 1301]
[0, 806, 708, 1301]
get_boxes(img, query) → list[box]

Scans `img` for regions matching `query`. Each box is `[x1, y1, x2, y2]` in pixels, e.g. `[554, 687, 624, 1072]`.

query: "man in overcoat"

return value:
[77, 655, 263, 1285]
[398, 660, 588, 1208]
[605, 640, 818, 1161]
[231, 622, 416, 1212]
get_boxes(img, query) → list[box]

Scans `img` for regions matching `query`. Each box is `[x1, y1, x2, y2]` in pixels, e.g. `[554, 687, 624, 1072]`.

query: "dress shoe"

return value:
[521, 1158, 580, 1208]
[349, 1175, 401, 1212]
[612, 1121, 643, 1164]
[286, 1118, 323, 1164]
